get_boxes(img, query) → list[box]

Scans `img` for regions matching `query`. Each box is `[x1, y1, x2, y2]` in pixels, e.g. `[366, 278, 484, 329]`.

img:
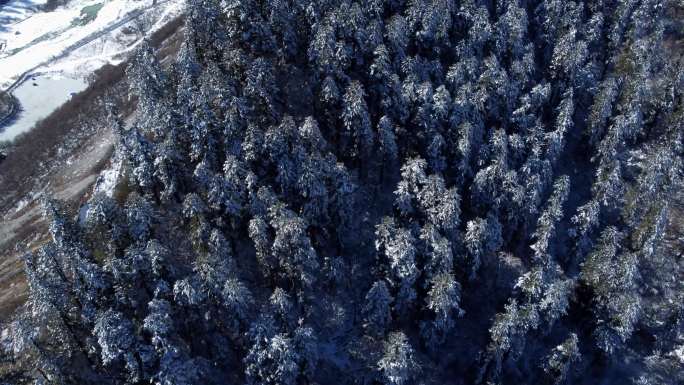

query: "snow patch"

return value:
[93, 149, 123, 197]
[78, 202, 90, 225]
[0, 74, 87, 142]
[673, 345, 684, 364]
[13, 198, 29, 213]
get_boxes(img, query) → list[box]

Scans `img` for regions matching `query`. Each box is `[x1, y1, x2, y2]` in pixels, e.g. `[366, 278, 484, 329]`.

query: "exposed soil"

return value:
[0, 126, 113, 322]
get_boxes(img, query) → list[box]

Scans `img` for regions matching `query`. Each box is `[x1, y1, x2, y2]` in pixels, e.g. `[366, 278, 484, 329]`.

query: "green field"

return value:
[71, 3, 104, 26]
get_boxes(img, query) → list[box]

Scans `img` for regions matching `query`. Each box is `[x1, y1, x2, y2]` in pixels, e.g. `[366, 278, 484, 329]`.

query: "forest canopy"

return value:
[1, 0, 683, 384]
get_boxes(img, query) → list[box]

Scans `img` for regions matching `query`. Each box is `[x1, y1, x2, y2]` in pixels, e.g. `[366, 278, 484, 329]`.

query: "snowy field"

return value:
[0, 0, 183, 88]
[0, 74, 86, 142]
[0, 0, 182, 141]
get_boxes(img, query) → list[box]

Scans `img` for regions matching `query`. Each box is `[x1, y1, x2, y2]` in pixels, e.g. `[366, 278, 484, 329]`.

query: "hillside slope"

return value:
[1, 1, 683, 385]
[0, 15, 183, 330]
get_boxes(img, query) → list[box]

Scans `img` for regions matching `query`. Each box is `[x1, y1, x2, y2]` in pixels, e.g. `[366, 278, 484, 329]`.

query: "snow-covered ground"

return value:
[0, 0, 183, 140]
[0, 0, 183, 88]
[0, 74, 86, 142]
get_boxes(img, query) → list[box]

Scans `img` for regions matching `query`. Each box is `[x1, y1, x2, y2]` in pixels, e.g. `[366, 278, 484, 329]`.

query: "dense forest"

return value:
[1, 0, 682, 384]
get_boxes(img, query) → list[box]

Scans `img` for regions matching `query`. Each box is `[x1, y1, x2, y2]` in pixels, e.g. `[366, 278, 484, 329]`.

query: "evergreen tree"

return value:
[5, 1, 682, 384]
[363, 280, 393, 337]
[377, 332, 420, 385]
[542, 333, 581, 384]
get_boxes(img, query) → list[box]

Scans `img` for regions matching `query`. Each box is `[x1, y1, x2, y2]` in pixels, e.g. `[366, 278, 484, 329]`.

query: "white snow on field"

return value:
[0, 0, 183, 89]
[49, 0, 183, 75]
[0, 74, 87, 142]
[0, 0, 183, 141]
[674, 345, 684, 364]
[93, 148, 122, 197]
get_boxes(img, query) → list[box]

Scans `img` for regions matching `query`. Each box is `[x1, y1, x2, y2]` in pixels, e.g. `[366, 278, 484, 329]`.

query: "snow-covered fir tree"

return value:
[2, 0, 683, 384]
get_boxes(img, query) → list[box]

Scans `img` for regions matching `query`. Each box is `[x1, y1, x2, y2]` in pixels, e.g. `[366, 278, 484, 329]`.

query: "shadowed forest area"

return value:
[0, 1, 682, 384]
